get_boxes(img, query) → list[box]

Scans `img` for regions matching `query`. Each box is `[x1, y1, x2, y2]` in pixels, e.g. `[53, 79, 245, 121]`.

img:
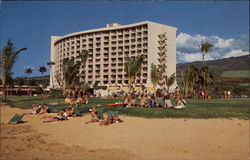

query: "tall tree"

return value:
[150, 63, 162, 94]
[198, 64, 214, 91]
[39, 66, 47, 76]
[62, 58, 81, 94]
[78, 50, 88, 83]
[39, 66, 47, 89]
[200, 41, 213, 63]
[0, 39, 27, 101]
[164, 73, 176, 92]
[47, 61, 55, 88]
[124, 55, 145, 94]
[25, 67, 33, 86]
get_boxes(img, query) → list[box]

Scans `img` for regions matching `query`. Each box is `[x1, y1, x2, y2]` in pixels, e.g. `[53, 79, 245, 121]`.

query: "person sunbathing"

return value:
[64, 96, 71, 104]
[65, 107, 74, 117]
[174, 98, 186, 109]
[85, 107, 99, 124]
[139, 94, 147, 107]
[163, 93, 173, 108]
[43, 109, 68, 123]
[82, 95, 89, 104]
[39, 104, 52, 114]
[31, 104, 42, 114]
[126, 94, 136, 108]
[99, 114, 123, 126]
[123, 94, 130, 107]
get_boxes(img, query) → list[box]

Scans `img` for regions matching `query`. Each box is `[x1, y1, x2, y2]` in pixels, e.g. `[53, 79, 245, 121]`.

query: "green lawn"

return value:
[220, 70, 250, 78]
[1, 96, 249, 119]
[239, 83, 250, 87]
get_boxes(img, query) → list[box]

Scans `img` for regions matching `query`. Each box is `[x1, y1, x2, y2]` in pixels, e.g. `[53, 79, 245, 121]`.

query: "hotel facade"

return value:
[50, 21, 177, 91]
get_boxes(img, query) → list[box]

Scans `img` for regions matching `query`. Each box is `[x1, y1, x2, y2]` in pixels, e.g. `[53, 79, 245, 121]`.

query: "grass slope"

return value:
[221, 70, 250, 78]
[3, 96, 249, 119]
[177, 55, 250, 78]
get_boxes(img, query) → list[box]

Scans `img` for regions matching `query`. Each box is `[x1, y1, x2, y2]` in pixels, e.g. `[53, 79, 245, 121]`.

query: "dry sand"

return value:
[0, 104, 249, 160]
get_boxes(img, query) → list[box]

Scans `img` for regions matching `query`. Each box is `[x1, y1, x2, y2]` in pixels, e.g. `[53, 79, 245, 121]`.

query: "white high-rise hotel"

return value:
[50, 21, 177, 90]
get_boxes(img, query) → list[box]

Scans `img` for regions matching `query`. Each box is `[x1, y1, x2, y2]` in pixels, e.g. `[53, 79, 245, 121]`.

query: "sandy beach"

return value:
[0, 104, 249, 160]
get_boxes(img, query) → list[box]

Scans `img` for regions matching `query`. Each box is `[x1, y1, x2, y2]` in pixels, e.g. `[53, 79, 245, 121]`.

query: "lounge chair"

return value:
[98, 109, 104, 120]
[48, 105, 56, 113]
[107, 110, 119, 120]
[8, 114, 24, 124]
[73, 109, 81, 116]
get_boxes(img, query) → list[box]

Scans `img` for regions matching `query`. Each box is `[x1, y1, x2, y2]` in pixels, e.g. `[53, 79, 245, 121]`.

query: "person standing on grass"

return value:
[224, 90, 227, 99]
[227, 90, 231, 99]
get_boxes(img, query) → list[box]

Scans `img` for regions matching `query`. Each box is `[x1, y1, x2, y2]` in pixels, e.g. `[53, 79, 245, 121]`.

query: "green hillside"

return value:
[177, 55, 250, 78]
[221, 70, 250, 78]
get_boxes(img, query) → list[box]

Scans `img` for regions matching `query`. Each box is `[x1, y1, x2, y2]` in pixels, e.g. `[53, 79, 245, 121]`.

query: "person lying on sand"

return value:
[85, 107, 99, 124]
[39, 104, 52, 114]
[65, 107, 75, 117]
[99, 113, 123, 126]
[31, 104, 42, 114]
[43, 109, 68, 123]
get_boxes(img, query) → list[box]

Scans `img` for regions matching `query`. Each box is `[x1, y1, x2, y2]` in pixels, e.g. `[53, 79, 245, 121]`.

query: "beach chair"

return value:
[98, 109, 104, 120]
[107, 110, 119, 120]
[73, 109, 81, 116]
[8, 114, 24, 124]
[48, 105, 56, 113]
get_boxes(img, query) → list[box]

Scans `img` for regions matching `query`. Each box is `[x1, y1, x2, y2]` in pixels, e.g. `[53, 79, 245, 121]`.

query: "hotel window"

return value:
[96, 37, 101, 42]
[118, 35, 123, 39]
[104, 65, 109, 68]
[96, 48, 101, 52]
[89, 38, 93, 42]
[136, 27, 142, 31]
[104, 37, 109, 41]
[137, 32, 142, 36]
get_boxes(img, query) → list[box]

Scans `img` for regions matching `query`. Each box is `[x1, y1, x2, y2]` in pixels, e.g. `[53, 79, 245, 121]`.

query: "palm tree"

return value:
[164, 73, 176, 92]
[47, 61, 55, 88]
[39, 66, 47, 76]
[39, 66, 47, 89]
[1, 39, 27, 101]
[198, 64, 214, 91]
[78, 50, 88, 83]
[200, 41, 213, 63]
[124, 55, 145, 94]
[62, 58, 81, 94]
[150, 63, 162, 94]
[191, 65, 200, 98]
[25, 67, 32, 86]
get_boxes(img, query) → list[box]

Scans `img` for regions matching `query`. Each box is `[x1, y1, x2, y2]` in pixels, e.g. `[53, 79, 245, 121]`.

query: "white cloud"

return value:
[214, 38, 234, 48]
[177, 51, 214, 63]
[176, 32, 249, 63]
[222, 49, 249, 58]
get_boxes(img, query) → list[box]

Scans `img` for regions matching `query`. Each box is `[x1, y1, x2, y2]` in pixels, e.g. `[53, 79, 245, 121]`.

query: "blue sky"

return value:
[1, 1, 249, 77]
